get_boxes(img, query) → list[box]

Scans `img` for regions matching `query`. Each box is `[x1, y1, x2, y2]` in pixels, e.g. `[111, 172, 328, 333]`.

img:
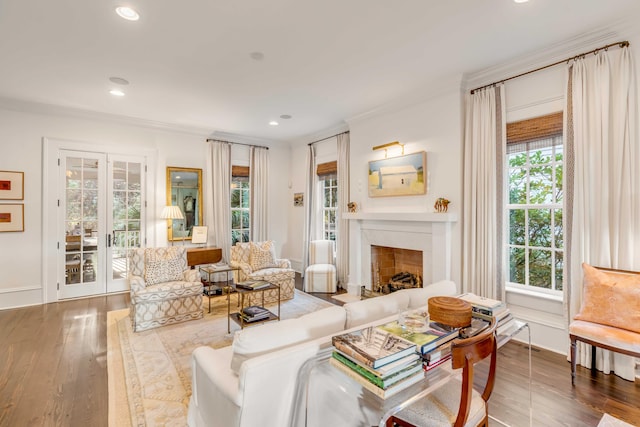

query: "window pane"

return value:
[83, 190, 98, 219]
[528, 208, 551, 248]
[554, 209, 563, 248]
[331, 188, 337, 207]
[508, 152, 527, 169]
[529, 166, 553, 204]
[529, 249, 552, 288]
[529, 147, 552, 165]
[231, 230, 241, 245]
[555, 164, 563, 203]
[231, 210, 241, 228]
[242, 230, 250, 242]
[509, 168, 527, 204]
[113, 161, 127, 190]
[555, 251, 564, 291]
[231, 189, 240, 208]
[128, 162, 141, 191]
[242, 211, 249, 227]
[509, 209, 525, 245]
[241, 189, 249, 208]
[509, 247, 525, 284]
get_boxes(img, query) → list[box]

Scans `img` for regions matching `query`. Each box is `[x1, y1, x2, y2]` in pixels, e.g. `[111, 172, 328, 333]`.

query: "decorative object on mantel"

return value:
[434, 197, 450, 213]
[293, 192, 303, 207]
[372, 141, 404, 159]
[368, 151, 427, 198]
[347, 201, 358, 213]
[428, 296, 472, 327]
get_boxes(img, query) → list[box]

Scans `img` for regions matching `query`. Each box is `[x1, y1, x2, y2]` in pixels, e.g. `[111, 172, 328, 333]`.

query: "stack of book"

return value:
[458, 292, 515, 335]
[239, 305, 271, 323]
[331, 325, 424, 399]
[236, 280, 270, 290]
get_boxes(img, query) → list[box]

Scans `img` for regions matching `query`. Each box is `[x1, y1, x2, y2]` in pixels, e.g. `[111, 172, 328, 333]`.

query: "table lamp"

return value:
[160, 205, 184, 245]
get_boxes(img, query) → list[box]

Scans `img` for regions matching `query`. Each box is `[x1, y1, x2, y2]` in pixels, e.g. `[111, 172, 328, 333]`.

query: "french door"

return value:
[59, 150, 146, 299]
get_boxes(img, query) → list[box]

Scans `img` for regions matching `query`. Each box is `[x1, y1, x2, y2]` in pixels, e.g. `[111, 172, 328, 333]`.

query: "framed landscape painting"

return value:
[0, 204, 24, 232]
[0, 170, 24, 200]
[368, 151, 426, 197]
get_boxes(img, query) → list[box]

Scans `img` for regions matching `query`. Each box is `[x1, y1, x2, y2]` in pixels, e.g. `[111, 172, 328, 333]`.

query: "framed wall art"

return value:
[293, 193, 304, 207]
[0, 170, 24, 200]
[368, 151, 426, 197]
[0, 204, 24, 232]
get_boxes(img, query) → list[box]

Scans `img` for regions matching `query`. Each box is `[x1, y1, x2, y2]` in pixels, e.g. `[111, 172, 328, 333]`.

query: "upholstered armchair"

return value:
[229, 241, 296, 303]
[128, 247, 203, 332]
[304, 240, 337, 293]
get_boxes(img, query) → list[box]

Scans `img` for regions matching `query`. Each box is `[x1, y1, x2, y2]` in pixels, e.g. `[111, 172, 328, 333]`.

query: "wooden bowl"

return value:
[428, 296, 472, 327]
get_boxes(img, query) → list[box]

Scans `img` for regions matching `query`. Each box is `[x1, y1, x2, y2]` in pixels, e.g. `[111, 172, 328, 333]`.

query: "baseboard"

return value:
[0, 285, 43, 310]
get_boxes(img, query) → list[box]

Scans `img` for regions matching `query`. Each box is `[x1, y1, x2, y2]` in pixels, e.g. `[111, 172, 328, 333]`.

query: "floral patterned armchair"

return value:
[128, 247, 203, 332]
[229, 241, 295, 303]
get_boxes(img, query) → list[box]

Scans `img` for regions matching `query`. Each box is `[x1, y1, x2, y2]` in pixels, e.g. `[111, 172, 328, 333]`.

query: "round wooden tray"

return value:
[428, 296, 472, 327]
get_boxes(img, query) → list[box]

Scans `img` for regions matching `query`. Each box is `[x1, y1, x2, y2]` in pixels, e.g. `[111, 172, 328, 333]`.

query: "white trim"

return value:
[506, 284, 563, 302]
[0, 96, 212, 137]
[0, 285, 42, 294]
[41, 137, 157, 303]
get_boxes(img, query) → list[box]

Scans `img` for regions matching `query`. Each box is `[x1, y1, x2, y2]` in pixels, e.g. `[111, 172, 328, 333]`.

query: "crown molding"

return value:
[462, 17, 637, 91]
[208, 130, 285, 149]
[0, 96, 214, 137]
[287, 121, 349, 147]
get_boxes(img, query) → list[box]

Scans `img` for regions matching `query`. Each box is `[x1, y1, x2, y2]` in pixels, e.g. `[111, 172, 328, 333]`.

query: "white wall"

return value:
[0, 105, 290, 309]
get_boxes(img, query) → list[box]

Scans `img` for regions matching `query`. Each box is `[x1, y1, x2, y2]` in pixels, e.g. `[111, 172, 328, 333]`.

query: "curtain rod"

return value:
[307, 131, 350, 146]
[470, 41, 630, 94]
[206, 138, 269, 150]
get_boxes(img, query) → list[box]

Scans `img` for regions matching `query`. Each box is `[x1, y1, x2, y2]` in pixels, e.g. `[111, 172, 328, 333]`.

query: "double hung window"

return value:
[231, 166, 250, 245]
[506, 112, 564, 294]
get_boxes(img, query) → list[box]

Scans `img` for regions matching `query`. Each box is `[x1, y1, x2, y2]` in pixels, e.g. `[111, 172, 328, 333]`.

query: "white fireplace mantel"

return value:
[345, 211, 458, 295]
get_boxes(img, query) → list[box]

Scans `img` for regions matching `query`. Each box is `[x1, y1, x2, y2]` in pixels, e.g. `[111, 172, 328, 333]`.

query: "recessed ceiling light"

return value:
[109, 89, 125, 97]
[250, 52, 265, 61]
[116, 6, 140, 21]
[513, 0, 529, 3]
[269, 121, 279, 126]
[280, 114, 292, 120]
[109, 77, 129, 85]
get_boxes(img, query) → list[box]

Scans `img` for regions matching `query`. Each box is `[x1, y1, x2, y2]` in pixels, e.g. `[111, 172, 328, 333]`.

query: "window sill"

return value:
[506, 286, 563, 303]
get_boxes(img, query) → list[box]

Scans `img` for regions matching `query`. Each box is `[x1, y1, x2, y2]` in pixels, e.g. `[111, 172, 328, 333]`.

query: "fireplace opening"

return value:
[371, 245, 423, 294]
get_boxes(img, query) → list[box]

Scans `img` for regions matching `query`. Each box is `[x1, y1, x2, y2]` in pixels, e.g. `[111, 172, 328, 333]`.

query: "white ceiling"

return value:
[0, 0, 639, 143]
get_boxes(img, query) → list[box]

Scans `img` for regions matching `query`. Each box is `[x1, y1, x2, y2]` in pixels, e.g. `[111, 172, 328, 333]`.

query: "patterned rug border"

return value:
[107, 290, 333, 427]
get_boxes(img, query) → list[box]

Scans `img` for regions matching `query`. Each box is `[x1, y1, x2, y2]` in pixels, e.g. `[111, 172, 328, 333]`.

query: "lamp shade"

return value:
[160, 205, 184, 220]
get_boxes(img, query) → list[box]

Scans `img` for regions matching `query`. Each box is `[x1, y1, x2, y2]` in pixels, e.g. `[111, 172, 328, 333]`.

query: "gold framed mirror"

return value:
[166, 167, 203, 242]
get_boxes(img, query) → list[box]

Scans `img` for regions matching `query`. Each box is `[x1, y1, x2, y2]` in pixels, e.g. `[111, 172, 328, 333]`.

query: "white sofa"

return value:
[187, 280, 457, 427]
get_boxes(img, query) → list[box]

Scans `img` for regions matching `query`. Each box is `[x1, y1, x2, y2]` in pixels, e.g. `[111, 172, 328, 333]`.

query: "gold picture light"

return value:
[372, 141, 404, 158]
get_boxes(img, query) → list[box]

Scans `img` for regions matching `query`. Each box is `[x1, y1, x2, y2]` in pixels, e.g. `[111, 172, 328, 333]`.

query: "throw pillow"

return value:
[144, 250, 185, 286]
[249, 241, 278, 271]
[574, 263, 640, 334]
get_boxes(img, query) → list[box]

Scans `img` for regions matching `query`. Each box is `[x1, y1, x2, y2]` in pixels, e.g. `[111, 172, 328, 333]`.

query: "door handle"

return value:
[107, 233, 112, 247]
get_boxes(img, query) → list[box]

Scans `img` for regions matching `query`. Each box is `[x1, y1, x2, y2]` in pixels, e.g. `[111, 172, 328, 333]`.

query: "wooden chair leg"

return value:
[570, 337, 577, 386]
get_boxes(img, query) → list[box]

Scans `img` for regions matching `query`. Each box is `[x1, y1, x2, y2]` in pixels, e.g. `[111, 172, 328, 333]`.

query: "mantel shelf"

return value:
[342, 211, 458, 223]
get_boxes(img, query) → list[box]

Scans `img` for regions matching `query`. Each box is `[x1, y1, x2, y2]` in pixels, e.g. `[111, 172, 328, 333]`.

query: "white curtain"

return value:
[302, 145, 318, 275]
[250, 146, 269, 242]
[565, 46, 640, 380]
[462, 85, 506, 299]
[205, 140, 232, 263]
[336, 133, 350, 288]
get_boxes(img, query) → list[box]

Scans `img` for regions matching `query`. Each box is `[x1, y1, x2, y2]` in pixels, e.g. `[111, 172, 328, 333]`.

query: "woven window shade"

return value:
[507, 112, 563, 144]
[232, 165, 249, 177]
[316, 161, 337, 177]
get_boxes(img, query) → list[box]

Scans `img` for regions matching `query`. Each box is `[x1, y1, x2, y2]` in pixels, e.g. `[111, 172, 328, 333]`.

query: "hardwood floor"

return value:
[1, 281, 638, 427]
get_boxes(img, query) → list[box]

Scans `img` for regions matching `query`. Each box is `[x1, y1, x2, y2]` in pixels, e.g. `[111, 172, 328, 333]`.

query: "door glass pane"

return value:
[65, 156, 98, 286]
[111, 161, 143, 281]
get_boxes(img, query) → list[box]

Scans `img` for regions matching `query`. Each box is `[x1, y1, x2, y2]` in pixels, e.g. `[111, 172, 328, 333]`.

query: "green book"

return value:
[331, 351, 422, 389]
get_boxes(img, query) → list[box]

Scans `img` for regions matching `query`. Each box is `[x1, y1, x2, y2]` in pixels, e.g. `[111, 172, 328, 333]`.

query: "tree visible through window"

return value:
[322, 176, 337, 241]
[506, 113, 563, 293]
[231, 175, 250, 245]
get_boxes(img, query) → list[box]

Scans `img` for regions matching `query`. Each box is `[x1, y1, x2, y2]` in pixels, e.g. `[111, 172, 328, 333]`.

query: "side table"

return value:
[228, 282, 281, 333]
[199, 265, 239, 313]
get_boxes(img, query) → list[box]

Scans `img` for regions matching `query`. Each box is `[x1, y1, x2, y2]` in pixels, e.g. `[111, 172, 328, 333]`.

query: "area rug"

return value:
[598, 413, 637, 427]
[107, 289, 333, 427]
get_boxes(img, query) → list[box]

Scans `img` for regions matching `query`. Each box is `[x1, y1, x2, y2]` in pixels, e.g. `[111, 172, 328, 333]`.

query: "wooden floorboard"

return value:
[0, 281, 638, 427]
